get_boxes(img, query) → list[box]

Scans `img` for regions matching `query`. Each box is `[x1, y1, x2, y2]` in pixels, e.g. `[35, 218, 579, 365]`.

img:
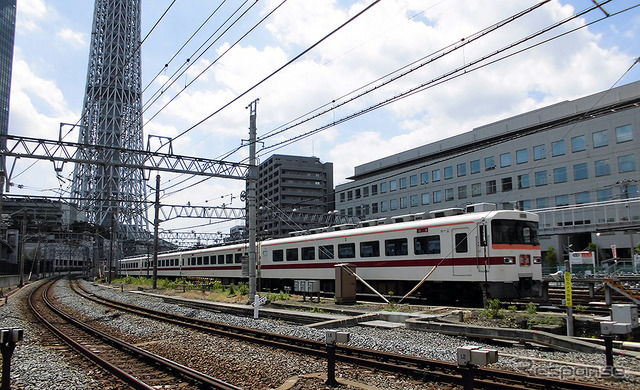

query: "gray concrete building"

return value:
[258, 154, 334, 238]
[335, 81, 640, 267]
[0, 0, 15, 140]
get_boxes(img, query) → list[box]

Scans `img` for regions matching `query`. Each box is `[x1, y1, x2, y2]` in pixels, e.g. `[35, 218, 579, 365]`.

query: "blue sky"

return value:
[8, 0, 640, 236]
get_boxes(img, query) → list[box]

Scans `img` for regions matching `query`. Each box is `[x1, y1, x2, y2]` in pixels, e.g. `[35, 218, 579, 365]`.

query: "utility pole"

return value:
[152, 174, 160, 289]
[247, 99, 259, 300]
[18, 210, 25, 287]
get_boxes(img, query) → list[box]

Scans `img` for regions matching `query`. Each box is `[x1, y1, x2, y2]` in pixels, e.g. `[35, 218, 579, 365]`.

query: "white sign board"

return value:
[570, 251, 595, 266]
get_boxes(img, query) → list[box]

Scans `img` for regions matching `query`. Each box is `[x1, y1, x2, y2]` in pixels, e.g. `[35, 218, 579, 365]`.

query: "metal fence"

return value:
[533, 197, 640, 234]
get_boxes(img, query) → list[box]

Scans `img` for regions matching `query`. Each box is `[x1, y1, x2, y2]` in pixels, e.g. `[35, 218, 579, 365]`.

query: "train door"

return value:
[477, 222, 490, 272]
[452, 228, 471, 276]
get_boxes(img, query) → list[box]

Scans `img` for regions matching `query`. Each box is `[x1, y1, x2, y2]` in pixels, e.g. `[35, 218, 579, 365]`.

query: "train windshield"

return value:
[491, 219, 539, 246]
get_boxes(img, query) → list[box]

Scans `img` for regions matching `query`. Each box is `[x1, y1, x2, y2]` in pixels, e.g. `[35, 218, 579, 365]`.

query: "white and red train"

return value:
[119, 208, 543, 303]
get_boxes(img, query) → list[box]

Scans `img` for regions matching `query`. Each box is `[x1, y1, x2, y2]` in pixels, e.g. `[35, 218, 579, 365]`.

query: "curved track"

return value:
[72, 280, 622, 390]
[29, 278, 242, 390]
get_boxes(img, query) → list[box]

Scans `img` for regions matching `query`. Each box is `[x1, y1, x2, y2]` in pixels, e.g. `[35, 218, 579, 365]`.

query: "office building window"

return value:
[518, 200, 532, 210]
[486, 180, 497, 194]
[410, 195, 418, 207]
[390, 199, 398, 210]
[535, 170, 548, 186]
[444, 166, 453, 180]
[533, 144, 546, 160]
[432, 169, 441, 182]
[471, 183, 481, 197]
[597, 188, 612, 202]
[433, 190, 442, 203]
[516, 149, 528, 164]
[399, 177, 407, 189]
[410, 174, 418, 187]
[381, 201, 388, 212]
[445, 188, 454, 201]
[571, 135, 586, 152]
[371, 203, 378, 214]
[347, 190, 353, 201]
[622, 185, 638, 199]
[619, 154, 636, 173]
[553, 167, 567, 183]
[592, 130, 608, 148]
[458, 185, 467, 199]
[390, 180, 398, 191]
[420, 172, 429, 184]
[470, 159, 481, 174]
[555, 194, 569, 206]
[421, 193, 430, 205]
[595, 159, 610, 176]
[573, 163, 588, 180]
[400, 197, 407, 209]
[355, 188, 361, 199]
[500, 153, 511, 167]
[517, 174, 529, 189]
[380, 182, 387, 193]
[501, 177, 512, 192]
[616, 124, 633, 143]
[552, 140, 565, 156]
[363, 186, 369, 197]
[536, 197, 549, 209]
[371, 184, 378, 195]
[457, 163, 466, 177]
[575, 192, 590, 204]
[339, 193, 345, 202]
[485, 156, 496, 170]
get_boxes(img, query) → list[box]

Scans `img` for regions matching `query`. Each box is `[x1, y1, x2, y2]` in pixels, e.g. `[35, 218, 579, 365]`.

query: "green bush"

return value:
[266, 291, 290, 301]
[508, 305, 518, 312]
[482, 298, 502, 319]
[525, 302, 537, 315]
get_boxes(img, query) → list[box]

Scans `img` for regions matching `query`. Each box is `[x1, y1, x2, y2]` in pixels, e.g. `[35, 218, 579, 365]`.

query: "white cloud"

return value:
[15, 0, 50, 32]
[57, 28, 86, 49]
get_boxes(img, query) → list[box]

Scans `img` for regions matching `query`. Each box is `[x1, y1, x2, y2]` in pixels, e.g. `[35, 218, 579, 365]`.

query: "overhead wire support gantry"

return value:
[0, 134, 250, 180]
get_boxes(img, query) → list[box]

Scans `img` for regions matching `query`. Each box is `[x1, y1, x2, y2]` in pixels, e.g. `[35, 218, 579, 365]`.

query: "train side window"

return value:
[385, 238, 408, 256]
[273, 249, 284, 262]
[235, 253, 242, 263]
[319, 245, 334, 259]
[338, 243, 356, 259]
[455, 233, 468, 253]
[360, 241, 380, 257]
[226, 254, 233, 264]
[414, 235, 441, 254]
[203, 256, 209, 265]
[197, 256, 203, 265]
[286, 248, 299, 261]
[217, 255, 225, 264]
[301, 246, 315, 260]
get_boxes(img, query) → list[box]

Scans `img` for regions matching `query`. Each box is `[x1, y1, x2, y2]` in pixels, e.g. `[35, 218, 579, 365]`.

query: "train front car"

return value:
[480, 210, 542, 299]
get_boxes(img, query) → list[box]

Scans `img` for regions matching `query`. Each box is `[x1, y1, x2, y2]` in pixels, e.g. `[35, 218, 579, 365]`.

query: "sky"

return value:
[7, 0, 640, 238]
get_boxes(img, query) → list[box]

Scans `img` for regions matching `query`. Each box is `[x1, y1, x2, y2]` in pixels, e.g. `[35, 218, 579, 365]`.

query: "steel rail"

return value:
[30, 279, 243, 390]
[73, 281, 622, 390]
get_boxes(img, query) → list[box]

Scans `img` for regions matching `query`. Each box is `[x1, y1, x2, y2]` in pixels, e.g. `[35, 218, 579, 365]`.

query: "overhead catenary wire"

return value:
[257, 0, 619, 154]
[171, 0, 384, 143]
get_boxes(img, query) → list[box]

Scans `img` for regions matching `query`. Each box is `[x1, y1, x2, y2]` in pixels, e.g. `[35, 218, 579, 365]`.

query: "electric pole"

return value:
[247, 99, 259, 300]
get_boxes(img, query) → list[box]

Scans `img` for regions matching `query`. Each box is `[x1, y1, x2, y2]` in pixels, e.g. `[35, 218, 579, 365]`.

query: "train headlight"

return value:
[503, 256, 515, 264]
[533, 256, 541, 264]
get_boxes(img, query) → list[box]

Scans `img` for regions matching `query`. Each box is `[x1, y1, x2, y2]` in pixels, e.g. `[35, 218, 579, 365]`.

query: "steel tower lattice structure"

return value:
[71, 0, 148, 238]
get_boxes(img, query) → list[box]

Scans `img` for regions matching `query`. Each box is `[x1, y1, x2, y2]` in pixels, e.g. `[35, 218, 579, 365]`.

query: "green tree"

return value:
[587, 242, 601, 266]
[546, 246, 558, 268]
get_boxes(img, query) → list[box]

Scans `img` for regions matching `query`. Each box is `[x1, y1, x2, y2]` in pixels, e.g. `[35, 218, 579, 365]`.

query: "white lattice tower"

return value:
[71, 0, 148, 238]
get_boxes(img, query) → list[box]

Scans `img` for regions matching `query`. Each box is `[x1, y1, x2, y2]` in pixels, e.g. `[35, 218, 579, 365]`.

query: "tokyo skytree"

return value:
[70, 0, 148, 238]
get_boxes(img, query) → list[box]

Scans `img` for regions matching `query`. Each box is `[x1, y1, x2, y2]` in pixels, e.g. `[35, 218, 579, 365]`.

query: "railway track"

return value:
[71, 279, 625, 390]
[28, 278, 243, 390]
